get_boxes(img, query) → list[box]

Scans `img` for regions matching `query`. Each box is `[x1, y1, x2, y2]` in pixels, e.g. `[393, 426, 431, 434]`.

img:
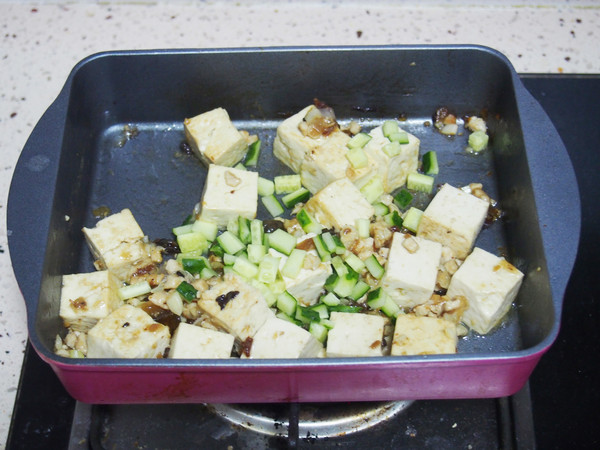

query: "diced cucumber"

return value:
[227, 216, 239, 235]
[312, 234, 332, 261]
[331, 255, 349, 276]
[177, 231, 208, 254]
[209, 241, 225, 257]
[172, 224, 194, 236]
[344, 252, 366, 273]
[249, 279, 277, 307]
[366, 286, 388, 309]
[258, 177, 275, 196]
[176, 281, 198, 302]
[191, 219, 218, 242]
[332, 234, 346, 255]
[277, 291, 298, 316]
[176, 249, 205, 264]
[394, 188, 413, 210]
[328, 304, 362, 313]
[257, 254, 280, 284]
[346, 147, 369, 169]
[274, 174, 302, 194]
[232, 256, 259, 279]
[268, 228, 297, 256]
[333, 271, 359, 298]
[309, 303, 329, 319]
[382, 141, 401, 157]
[321, 292, 341, 306]
[222, 253, 237, 266]
[320, 318, 335, 329]
[298, 306, 320, 323]
[320, 232, 337, 253]
[355, 218, 371, 239]
[216, 230, 245, 255]
[281, 187, 310, 208]
[347, 132, 372, 149]
[267, 278, 286, 295]
[297, 208, 323, 234]
[247, 243, 266, 264]
[238, 216, 252, 244]
[385, 210, 403, 229]
[406, 172, 435, 194]
[309, 321, 328, 343]
[373, 202, 390, 217]
[468, 130, 489, 152]
[244, 139, 261, 166]
[281, 248, 307, 279]
[382, 120, 400, 138]
[403, 207, 423, 233]
[250, 219, 264, 245]
[200, 267, 218, 279]
[323, 273, 339, 292]
[422, 150, 439, 175]
[359, 177, 384, 204]
[381, 296, 401, 318]
[388, 131, 409, 144]
[118, 281, 151, 301]
[182, 257, 210, 275]
[364, 254, 385, 279]
[349, 280, 370, 301]
[234, 162, 247, 171]
[261, 194, 285, 217]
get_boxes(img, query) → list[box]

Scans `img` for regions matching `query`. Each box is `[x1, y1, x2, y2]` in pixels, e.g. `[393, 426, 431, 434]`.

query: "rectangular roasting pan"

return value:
[7, 46, 580, 403]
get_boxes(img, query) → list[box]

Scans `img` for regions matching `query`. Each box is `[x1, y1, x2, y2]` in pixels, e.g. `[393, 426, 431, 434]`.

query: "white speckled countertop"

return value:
[0, 0, 598, 444]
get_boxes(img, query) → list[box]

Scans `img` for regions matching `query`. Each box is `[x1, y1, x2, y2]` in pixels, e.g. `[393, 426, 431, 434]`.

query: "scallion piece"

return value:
[176, 281, 198, 302]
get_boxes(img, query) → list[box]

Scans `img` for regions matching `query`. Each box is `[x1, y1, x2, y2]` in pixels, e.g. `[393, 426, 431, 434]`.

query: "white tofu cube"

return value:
[100, 240, 157, 281]
[381, 233, 442, 309]
[391, 315, 457, 355]
[83, 208, 145, 261]
[446, 247, 524, 334]
[184, 107, 248, 167]
[197, 273, 274, 340]
[417, 183, 489, 259]
[198, 164, 258, 227]
[326, 312, 386, 357]
[87, 305, 170, 358]
[273, 105, 376, 194]
[304, 178, 374, 230]
[169, 322, 234, 359]
[59, 270, 122, 332]
[242, 316, 322, 359]
[363, 125, 419, 192]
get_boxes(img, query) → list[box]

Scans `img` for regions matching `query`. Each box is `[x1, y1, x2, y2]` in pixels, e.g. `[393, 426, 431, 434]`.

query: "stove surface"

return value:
[6, 75, 600, 449]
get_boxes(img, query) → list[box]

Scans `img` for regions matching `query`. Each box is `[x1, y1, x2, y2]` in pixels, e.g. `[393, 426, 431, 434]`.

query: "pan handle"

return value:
[7, 85, 70, 326]
[513, 75, 581, 320]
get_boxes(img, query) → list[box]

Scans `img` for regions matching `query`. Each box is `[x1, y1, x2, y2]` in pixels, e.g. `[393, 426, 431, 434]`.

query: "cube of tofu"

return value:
[304, 178, 374, 230]
[363, 125, 420, 192]
[198, 164, 258, 227]
[391, 315, 457, 356]
[59, 270, 122, 332]
[417, 183, 489, 259]
[326, 312, 386, 357]
[100, 240, 158, 282]
[83, 208, 145, 261]
[184, 107, 248, 167]
[242, 316, 322, 359]
[269, 236, 332, 306]
[273, 105, 376, 194]
[87, 305, 170, 358]
[381, 233, 442, 309]
[169, 322, 234, 359]
[446, 247, 524, 334]
[197, 273, 274, 340]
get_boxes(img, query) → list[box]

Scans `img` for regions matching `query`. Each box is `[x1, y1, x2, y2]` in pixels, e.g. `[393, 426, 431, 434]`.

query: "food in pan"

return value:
[55, 102, 523, 360]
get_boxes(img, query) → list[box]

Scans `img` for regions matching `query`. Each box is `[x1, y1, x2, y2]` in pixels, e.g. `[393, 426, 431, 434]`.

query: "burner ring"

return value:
[208, 401, 413, 439]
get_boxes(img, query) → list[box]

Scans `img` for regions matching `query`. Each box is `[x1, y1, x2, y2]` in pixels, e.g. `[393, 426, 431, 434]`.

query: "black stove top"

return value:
[6, 74, 600, 449]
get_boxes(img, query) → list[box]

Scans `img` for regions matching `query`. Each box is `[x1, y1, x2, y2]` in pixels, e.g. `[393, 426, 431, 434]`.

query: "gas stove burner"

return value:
[207, 401, 413, 439]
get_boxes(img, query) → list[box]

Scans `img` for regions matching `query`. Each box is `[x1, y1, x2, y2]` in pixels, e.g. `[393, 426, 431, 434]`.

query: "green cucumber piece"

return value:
[118, 281, 152, 301]
[276, 291, 298, 316]
[216, 230, 245, 255]
[373, 202, 390, 217]
[468, 130, 489, 152]
[309, 321, 328, 343]
[261, 194, 285, 217]
[281, 248, 307, 279]
[406, 172, 435, 194]
[192, 219, 218, 242]
[172, 224, 194, 236]
[244, 139, 261, 166]
[346, 147, 369, 169]
[238, 216, 252, 244]
[297, 208, 322, 234]
[382, 141, 401, 157]
[347, 132, 372, 149]
[281, 187, 310, 208]
[321, 292, 341, 306]
[366, 286, 388, 309]
[394, 189, 413, 210]
[232, 256, 259, 279]
[349, 280, 370, 301]
[359, 177, 384, 204]
[403, 207, 423, 233]
[422, 150, 439, 175]
[250, 219, 264, 245]
[268, 229, 297, 256]
[312, 234, 332, 261]
[257, 254, 280, 284]
[177, 231, 208, 254]
[364, 254, 385, 279]
[382, 120, 400, 138]
[274, 174, 302, 194]
[258, 177, 275, 196]
[388, 131, 409, 144]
